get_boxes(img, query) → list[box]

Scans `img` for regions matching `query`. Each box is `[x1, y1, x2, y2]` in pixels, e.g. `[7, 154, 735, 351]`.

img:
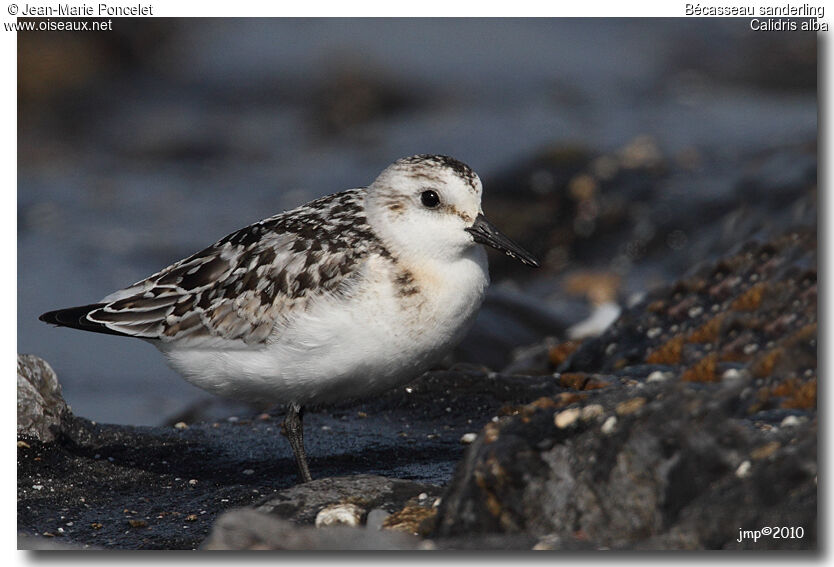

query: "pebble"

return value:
[173, 422, 188, 430]
[751, 442, 780, 460]
[554, 408, 581, 429]
[735, 460, 752, 478]
[722, 368, 744, 381]
[314, 503, 366, 528]
[459, 432, 477, 444]
[780, 415, 802, 428]
[616, 397, 646, 416]
[646, 327, 662, 339]
[647, 371, 670, 383]
[242, 469, 254, 476]
[188, 479, 198, 486]
[601, 416, 618, 435]
[581, 404, 605, 420]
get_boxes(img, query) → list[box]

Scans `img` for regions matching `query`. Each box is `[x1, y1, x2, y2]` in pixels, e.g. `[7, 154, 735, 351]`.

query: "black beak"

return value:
[465, 214, 540, 268]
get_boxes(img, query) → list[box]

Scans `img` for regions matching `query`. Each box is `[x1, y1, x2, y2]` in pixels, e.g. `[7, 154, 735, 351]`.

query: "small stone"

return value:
[459, 432, 477, 444]
[127, 519, 147, 528]
[616, 397, 646, 416]
[188, 479, 198, 486]
[751, 442, 780, 460]
[314, 503, 366, 528]
[736, 460, 752, 478]
[554, 407, 581, 429]
[647, 371, 669, 383]
[186, 514, 198, 522]
[257, 413, 271, 421]
[743, 343, 759, 355]
[418, 493, 428, 501]
[581, 404, 604, 420]
[432, 498, 442, 508]
[357, 411, 368, 418]
[17, 441, 30, 449]
[601, 416, 618, 434]
[242, 469, 254, 476]
[780, 415, 801, 428]
[722, 369, 744, 381]
[688, 306, 703, 318]
[32, 485, 43, 491]
[173, 422, 188, 430]
[227, 416, 239, 423]
[646, 327, 662, 339]
[91, 523, 103, 530]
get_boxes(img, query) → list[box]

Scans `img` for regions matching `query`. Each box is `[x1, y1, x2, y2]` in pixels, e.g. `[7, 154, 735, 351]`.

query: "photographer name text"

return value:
[19, 3, 152, 16]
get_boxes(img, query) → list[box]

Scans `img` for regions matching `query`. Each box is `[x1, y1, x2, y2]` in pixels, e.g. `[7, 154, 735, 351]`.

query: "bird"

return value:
[40, 154, 540, 483]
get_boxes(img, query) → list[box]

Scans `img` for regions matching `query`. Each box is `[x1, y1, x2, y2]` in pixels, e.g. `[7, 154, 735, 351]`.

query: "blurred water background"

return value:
[17, 19, 816, 425]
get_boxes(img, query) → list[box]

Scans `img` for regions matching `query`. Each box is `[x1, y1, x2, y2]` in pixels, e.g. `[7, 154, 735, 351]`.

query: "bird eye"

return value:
[420, 190, 440, 208]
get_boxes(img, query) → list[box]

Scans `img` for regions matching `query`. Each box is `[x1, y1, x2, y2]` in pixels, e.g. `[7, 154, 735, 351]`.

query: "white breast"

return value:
[160, 247, 489, 405]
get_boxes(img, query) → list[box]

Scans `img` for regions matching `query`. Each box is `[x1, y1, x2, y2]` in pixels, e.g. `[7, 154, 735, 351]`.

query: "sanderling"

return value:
[40, 154, 539, 482]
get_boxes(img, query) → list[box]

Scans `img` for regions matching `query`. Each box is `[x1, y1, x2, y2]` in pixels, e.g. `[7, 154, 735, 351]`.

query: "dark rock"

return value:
[254, 475, 441, 526]
[564, 228, 817, 421]
[202, 509, 421, 550]
[436, 380, 816, 549]
[17, 354, 69, 442]
[434, 227, 817, 549]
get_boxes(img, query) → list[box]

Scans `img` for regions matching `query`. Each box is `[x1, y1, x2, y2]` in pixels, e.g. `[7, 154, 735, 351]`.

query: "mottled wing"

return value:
[78, 190, 374, 347]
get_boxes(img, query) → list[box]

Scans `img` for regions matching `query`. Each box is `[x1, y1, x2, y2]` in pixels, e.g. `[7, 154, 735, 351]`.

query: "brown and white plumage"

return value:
[42, 189, 386, 347]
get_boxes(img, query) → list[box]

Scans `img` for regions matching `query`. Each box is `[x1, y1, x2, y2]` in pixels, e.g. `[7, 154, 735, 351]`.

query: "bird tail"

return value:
[39, 303, 132, 337]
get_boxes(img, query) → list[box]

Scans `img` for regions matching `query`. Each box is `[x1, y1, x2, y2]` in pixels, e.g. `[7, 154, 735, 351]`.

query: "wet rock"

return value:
[435, 228, 817, 549]
[435, 380, 816, 549]
[255, 475, 441, 527]
[564, 229, 817, 422]
[203, 509, 421, 550]
[17, 354, 69, 442]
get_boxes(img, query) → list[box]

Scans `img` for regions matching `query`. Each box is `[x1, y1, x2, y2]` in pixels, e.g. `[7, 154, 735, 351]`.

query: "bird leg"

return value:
[281, 402, 312, 483]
